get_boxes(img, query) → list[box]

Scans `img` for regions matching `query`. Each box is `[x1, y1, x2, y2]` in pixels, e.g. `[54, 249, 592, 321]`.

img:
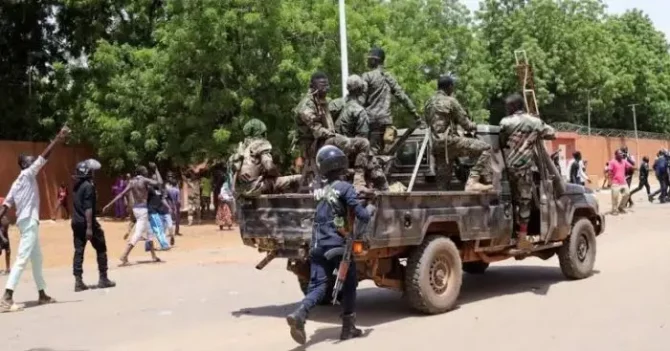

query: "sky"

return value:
[463, 0, 670, 39]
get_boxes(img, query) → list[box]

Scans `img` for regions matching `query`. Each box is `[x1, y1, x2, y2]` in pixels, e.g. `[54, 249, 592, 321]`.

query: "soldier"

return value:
[499, 93, 556, 249]
[424, 75, 493, 192]
[229, 119, 301, 197]
[336, 75, 389, 190]
[295, 72, 371, 189]
[286, 145, 369, 345]
[362, 47, 422, 154]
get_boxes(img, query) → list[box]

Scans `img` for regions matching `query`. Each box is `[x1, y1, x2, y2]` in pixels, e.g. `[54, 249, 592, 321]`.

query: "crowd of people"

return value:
[564, 145, 670, 215]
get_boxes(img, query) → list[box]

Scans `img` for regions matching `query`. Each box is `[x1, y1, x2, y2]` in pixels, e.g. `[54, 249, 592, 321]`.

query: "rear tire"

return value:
[462, 261, 489, 274]
[404, 235, 462, 314]
[558, 218, 597, 279]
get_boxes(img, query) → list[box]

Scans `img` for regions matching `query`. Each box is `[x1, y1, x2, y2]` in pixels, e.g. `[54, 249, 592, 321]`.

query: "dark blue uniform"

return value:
[301, 180, 370, 315]
[651, 156, 669, 202]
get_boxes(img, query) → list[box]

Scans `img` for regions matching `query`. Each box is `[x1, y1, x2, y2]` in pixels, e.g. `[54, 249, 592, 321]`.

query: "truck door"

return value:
[535, 148, 558, 243]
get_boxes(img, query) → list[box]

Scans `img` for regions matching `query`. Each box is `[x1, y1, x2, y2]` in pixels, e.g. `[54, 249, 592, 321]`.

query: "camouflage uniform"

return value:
[424, 90, 492, 191]
[336, 75, 388, 190]
[499, 110, 556, 245]
[230, 119, 301, 198]
[362, 67, 419, 154]
[295, 93, 369, 188]
[329, 97, 345, 123]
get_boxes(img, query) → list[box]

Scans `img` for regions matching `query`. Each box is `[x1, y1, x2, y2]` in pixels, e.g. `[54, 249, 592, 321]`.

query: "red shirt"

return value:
[607, 158, 633, 186]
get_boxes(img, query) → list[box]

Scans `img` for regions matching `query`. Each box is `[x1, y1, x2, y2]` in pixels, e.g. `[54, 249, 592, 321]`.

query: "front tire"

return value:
[404, 235, 463, 314]
[558, 218, 597, 279]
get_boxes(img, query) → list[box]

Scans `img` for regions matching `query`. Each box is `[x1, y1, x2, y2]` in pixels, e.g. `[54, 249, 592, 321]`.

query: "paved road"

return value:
[1, 196, 668, 351]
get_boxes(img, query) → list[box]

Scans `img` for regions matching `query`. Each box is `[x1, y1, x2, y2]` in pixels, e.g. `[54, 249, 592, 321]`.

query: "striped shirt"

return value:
[3, 156, 47, 222]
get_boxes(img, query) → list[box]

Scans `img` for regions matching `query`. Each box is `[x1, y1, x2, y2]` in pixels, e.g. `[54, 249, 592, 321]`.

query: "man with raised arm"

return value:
[102, 164, 162, 266]
[0, 125, 70, 312]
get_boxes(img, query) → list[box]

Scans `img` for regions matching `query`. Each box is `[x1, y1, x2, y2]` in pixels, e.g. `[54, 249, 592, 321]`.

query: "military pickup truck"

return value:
[238, 126, 605, 314]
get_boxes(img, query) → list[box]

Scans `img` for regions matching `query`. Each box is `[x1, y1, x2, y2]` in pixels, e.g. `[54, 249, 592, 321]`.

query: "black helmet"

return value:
[74, 159, 102, 179]
[316, 145, 348, 176]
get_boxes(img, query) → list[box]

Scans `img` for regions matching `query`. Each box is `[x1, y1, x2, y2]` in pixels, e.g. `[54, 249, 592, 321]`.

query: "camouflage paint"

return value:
[238, 125, 604, 259]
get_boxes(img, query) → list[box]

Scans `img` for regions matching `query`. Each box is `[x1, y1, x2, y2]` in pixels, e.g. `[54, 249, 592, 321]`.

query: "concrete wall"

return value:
[547, 132, 670, 187]
[0, 141, 114, 220]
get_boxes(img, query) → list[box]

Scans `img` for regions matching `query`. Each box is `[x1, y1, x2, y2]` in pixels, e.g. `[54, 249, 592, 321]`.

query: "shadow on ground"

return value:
[285, 327, 374, 351]
[20, 299, 82, 310]
[232, 265, 594, 328]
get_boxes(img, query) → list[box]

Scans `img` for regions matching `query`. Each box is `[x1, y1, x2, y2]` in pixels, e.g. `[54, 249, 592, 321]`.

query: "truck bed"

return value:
[239, 191, 513, 253]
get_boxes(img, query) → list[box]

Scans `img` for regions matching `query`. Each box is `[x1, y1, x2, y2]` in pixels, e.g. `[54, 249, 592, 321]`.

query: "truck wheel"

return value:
[462, 261, 489, 274]
[297, 276, 338, 305]
[405, 235, 462, 314]
[558, 218, 597, 280]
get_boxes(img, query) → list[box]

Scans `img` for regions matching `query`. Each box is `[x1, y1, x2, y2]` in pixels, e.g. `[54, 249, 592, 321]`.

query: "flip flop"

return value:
[118, 260, 131, 267]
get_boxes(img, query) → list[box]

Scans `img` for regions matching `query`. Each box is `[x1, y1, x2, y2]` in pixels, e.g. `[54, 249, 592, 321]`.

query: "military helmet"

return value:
[316, 145, 349, 176]
[243, 118, 267, 138]
[346, 75, 366, 94]
[74, 159, 102, 179]
[368, 47, 385, 63]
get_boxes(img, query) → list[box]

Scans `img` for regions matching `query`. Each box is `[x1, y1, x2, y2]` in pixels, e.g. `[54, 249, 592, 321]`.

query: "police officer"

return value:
[72, 159, 116, 291]
[286, 145, 370, 345]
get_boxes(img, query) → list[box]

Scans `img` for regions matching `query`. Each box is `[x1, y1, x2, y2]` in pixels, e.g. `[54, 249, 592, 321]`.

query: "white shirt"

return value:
[3, 156, 47, 222]
[567, 159, 589, 183]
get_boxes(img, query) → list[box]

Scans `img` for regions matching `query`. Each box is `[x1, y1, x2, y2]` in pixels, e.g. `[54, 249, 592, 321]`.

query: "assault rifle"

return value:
[331, 206, 357, 305]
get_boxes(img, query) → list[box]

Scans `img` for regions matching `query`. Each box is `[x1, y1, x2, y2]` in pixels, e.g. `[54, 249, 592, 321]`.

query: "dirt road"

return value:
[0, 191, 668, 351]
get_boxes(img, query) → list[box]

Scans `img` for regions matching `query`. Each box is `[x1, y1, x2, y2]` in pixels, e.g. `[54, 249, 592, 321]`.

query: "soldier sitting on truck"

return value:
[499, 93, 556, 249]
[295, 72, 371, 190]
[229, 119, 301, 197]
[424, 75, 493, 192]
[286, 145, 369, 345]
[335, 75, 389, 191]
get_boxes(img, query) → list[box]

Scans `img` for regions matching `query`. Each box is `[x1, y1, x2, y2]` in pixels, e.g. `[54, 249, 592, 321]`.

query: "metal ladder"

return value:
[514, 50, 540, 116]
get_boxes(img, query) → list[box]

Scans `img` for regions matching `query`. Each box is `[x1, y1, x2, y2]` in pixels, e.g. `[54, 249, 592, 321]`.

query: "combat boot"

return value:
[74, 276, 88, 292]
[286, 304, 308, 345]
[465, 177, 494, 192]
[98, 272, 116, 289]
[340, 313, 363, 341]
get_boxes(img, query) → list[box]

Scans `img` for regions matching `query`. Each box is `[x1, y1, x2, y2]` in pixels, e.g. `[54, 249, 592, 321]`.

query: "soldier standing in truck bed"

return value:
[424, 75, 493, 192]
[362, 47, 422, 154]
[499, 93, 556, 250]
[229, 119, 301, 197]
[335, 75, 389, 190]
[294, 72, 371, 189]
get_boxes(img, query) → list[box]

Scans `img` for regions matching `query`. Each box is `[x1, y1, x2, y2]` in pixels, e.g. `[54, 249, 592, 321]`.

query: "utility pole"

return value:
[338, 0, 349, 98]
[630, 103, 640, 161]
[587, 90, 591, 136]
